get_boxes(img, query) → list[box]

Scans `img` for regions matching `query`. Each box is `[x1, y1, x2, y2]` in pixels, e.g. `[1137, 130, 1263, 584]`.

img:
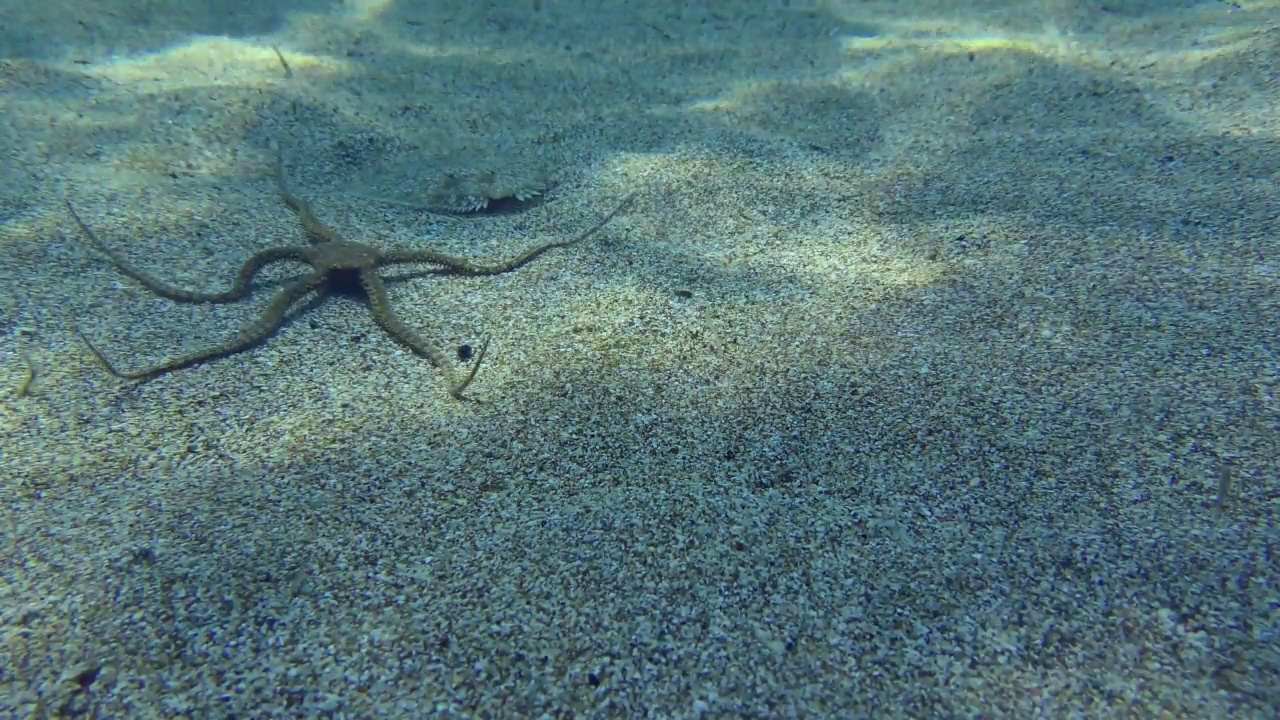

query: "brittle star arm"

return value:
[379, 193, 637, 275]
[66, 200, 307, 303]
[360, 270, 487, 399]
[78, 274, 324, 380]
[276, 149, 342, 244]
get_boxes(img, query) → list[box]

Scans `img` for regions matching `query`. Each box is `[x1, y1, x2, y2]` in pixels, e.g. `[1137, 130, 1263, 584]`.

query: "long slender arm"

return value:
[66, 200, 306, 303]
[78, 274, 323, 380]
[380, 193, 636, 275]
[276, 148, 342, 245]
[361, 271, 487, 399]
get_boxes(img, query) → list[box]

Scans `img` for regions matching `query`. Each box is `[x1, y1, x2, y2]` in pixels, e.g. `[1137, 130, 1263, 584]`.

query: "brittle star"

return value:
[66, 150, 634, 398]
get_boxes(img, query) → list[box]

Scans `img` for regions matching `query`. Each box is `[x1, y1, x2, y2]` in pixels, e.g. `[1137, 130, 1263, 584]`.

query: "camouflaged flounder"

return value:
[424, 169, 554, 214]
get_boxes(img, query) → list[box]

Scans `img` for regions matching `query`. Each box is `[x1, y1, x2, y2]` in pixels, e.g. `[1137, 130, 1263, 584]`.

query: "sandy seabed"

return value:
[1, 0, 1278, 717]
